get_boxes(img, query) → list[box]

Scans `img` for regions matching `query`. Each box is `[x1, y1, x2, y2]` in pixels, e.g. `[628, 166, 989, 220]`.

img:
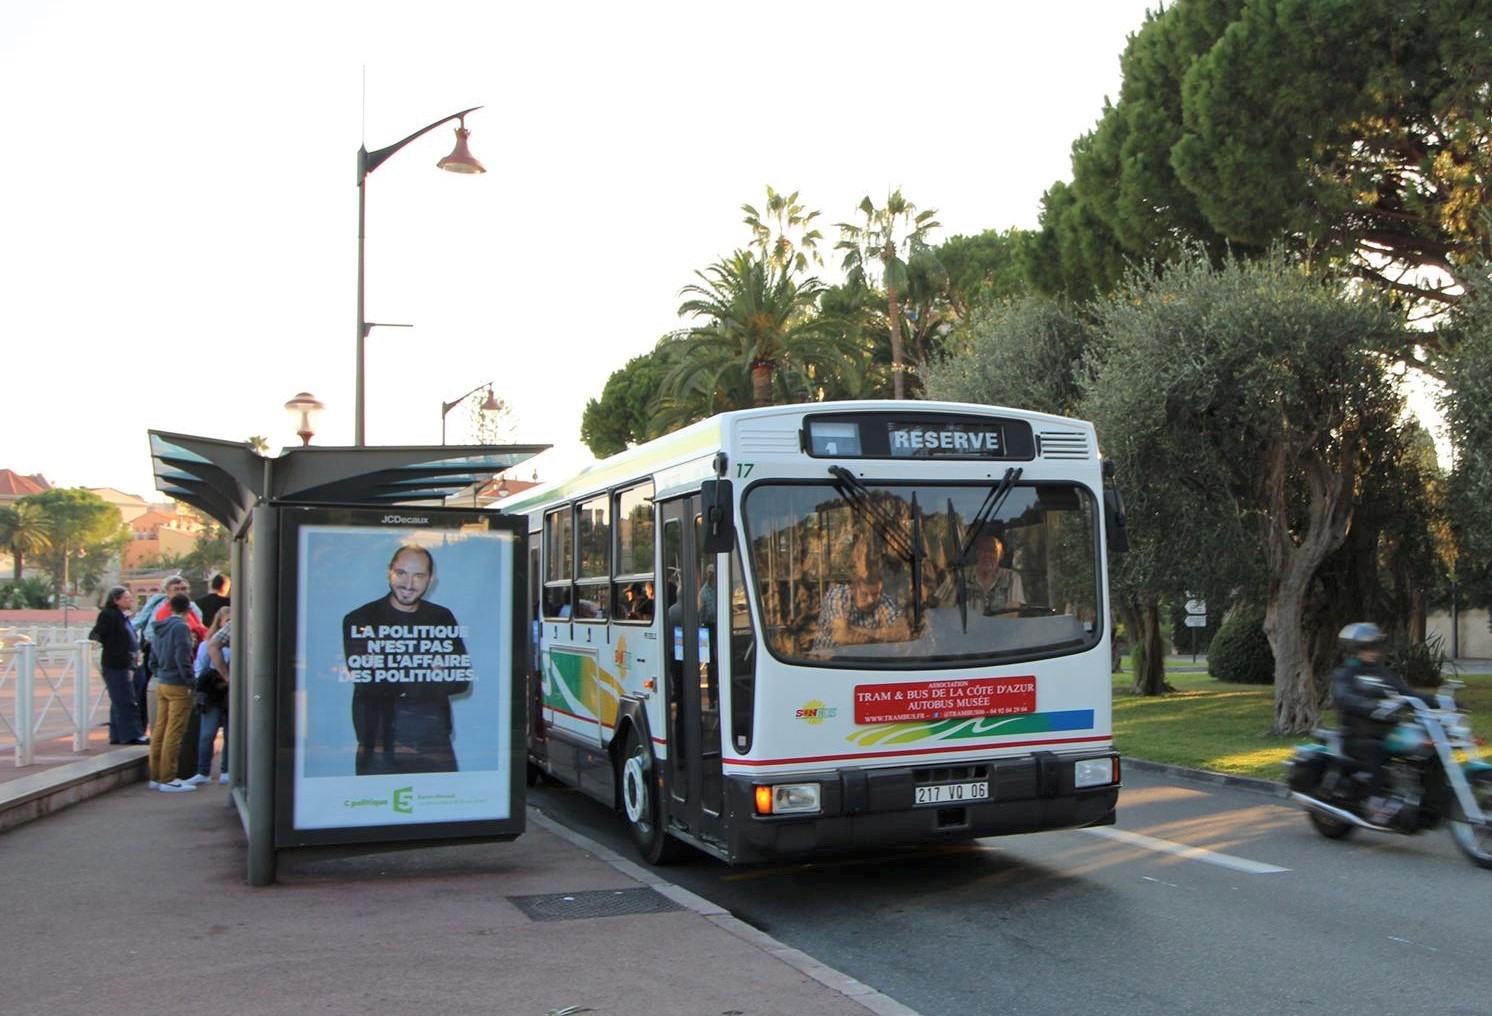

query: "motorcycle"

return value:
[1285, 679, 1492, 869]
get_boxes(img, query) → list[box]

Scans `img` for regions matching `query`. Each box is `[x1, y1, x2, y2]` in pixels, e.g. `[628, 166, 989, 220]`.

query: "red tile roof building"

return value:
[0, 470, 50, 502]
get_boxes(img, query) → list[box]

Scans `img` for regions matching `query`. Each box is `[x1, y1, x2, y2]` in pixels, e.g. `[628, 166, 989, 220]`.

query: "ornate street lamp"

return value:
[441, 381, 502, 444]
[284, 392, 326, 446]
[356, 106, 486, 445]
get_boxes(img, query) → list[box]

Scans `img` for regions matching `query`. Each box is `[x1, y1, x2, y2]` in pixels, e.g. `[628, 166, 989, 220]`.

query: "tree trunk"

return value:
[751, 362, 773, 407]
[1262, 434, 1358, 734]
[1266, 581, 1318, 731]
[1119, 597, 1169, 695]
[887, 292, 906, 400]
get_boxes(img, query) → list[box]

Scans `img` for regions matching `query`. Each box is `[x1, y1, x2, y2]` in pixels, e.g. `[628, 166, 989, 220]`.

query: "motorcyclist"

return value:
[1331, 622, 1435, 825]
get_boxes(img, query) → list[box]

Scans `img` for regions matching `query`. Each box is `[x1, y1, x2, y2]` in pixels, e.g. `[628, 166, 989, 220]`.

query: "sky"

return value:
[0, 0, 1161, 501]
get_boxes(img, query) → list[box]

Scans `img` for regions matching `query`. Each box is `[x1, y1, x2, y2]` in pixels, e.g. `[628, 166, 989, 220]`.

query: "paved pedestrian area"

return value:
[0, 746, 917, 1016]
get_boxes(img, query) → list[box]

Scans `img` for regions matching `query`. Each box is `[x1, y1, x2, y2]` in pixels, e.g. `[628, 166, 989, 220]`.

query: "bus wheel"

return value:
[620, 727, 683, 865]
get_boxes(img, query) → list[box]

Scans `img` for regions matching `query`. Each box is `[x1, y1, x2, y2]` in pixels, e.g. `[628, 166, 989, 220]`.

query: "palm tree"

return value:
[670, 250, 844, 409]
[0, 502, 53, 581]
[836, 190, 943, 399]
[742, 186, 824, 276]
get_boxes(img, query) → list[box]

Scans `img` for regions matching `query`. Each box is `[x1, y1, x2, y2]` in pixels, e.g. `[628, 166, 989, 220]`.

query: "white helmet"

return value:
[1338, 622, 1385, 654]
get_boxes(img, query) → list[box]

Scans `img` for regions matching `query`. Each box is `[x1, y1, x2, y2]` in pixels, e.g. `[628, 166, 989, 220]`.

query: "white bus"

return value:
[501, 401, 1126, 864]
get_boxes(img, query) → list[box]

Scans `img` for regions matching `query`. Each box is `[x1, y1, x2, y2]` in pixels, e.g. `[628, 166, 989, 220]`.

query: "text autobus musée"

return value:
[499, 401, 1128, 864]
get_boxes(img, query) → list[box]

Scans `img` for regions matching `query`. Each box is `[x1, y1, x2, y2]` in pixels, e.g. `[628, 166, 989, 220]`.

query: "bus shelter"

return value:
[148, 431, 546, 885]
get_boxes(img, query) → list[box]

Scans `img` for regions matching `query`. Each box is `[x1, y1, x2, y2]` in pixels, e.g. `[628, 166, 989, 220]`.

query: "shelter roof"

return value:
[147, 432, 549, 533]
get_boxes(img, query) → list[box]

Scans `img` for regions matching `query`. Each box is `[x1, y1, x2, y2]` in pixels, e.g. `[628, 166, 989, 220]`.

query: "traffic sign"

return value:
[1183, 615, 1208, 628]
[1184, 598, 1207, 616]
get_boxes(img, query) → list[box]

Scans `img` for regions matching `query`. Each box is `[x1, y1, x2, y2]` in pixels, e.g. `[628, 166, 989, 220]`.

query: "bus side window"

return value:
[543, 585, 572, 618]
[575, 494, 610, 621]
[543, 507, 574, 620]
[612, 483, 656, 623]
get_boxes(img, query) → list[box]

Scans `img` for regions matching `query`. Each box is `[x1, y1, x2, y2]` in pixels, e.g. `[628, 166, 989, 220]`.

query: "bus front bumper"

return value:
[723, 750, 1120, 864]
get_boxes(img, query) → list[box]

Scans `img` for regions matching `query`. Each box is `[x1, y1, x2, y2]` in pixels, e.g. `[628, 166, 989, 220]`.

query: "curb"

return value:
[528, 807, 924, 1016]
[1122, 756, 1287, 797]
[0, 747, 148, 834]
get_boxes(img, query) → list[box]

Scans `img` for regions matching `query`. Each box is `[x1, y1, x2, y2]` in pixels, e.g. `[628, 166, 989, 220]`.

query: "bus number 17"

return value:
[736, 462, 754, 478]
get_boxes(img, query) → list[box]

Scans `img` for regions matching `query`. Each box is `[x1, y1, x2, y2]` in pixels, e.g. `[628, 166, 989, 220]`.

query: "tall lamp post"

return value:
[356, 106, 486, 445]
[441, 381, 502, 444]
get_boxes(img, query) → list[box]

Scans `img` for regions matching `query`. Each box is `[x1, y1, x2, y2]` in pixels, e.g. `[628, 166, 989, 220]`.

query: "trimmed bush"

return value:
[1208, 608, 1275, 684]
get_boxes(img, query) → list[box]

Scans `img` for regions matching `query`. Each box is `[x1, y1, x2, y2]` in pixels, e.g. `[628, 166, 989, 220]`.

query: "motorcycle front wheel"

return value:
[1447, 769, 1492, 869]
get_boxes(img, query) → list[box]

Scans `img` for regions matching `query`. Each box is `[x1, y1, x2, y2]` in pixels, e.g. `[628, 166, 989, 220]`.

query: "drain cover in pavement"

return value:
[508, 888, 684, 922]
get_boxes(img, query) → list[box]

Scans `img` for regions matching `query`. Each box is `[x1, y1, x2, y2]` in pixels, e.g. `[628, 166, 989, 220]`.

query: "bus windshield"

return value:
[743, 480, 1101, 667]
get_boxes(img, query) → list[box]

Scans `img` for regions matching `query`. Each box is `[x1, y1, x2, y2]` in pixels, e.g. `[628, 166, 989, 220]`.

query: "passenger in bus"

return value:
[620, 581, 655, 622]
[698, 565, 717, 626]
[811, 561, 912, 652]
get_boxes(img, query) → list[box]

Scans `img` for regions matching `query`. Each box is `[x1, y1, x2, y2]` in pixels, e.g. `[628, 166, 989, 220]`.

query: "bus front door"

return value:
[661, 496, 724, 847]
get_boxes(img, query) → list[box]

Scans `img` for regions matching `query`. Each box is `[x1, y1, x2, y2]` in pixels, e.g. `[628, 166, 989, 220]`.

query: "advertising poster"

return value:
[285, 511, 519, 837]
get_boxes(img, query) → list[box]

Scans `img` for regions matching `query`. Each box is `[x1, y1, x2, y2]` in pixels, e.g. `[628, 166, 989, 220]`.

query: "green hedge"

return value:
[1207, 607, 1275, 684]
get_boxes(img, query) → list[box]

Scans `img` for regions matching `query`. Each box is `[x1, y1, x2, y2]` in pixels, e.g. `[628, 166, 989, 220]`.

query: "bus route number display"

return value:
[854, 676, 1036, 724]
[887, 421, 1004, 458]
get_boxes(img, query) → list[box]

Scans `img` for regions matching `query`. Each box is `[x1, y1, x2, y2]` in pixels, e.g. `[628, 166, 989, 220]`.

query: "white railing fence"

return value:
[0, 625, 95, 648]
[0, 641, 104, 766]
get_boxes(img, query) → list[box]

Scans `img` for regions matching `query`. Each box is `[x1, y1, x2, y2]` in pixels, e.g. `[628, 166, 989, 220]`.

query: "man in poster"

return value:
[343, 544, 473, 775]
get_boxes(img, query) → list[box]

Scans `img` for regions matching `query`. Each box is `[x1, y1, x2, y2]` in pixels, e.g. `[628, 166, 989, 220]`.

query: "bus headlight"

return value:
[754, 783, 822, 815]
[1074, 758, 1118, 789]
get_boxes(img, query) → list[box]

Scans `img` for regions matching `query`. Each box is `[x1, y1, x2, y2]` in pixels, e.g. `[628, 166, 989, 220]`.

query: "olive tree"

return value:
[1084, 253, 1407, 731]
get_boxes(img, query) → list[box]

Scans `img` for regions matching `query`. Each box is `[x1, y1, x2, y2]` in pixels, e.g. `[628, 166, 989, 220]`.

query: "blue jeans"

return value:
[101, 666, 144, 743]
[133, 665, 150, 731]
[196, 703, 228, 777]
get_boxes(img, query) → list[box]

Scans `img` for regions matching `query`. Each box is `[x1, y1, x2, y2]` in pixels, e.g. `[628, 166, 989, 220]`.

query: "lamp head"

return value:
[480, 388, 503, 412]
[437, 116, 485, 174]
[284, 392, 326, 446]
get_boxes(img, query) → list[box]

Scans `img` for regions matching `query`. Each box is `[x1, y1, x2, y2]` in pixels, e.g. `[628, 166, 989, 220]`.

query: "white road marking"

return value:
[1083, 826, 1291, 874]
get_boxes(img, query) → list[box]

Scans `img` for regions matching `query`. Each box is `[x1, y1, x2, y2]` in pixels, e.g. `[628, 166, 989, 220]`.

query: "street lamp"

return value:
[441, 381, 502, 444]
[284, 392, 326, 446]
[356, 106, 486, 445]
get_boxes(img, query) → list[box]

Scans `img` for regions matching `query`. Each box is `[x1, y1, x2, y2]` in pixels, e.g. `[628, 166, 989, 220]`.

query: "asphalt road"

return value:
[532, 768, 1492, 1016]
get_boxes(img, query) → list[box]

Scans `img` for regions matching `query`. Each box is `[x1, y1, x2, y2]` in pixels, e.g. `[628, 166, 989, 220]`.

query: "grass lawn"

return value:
[1111, 660, 1492, 781]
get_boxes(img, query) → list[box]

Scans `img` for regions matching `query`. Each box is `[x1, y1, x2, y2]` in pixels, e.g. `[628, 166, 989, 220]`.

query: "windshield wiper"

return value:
[828, 466, 915, 563]
[960, 466, 1023, 561]
[951, 467, 1023, 633]
[910, 491, 924, 632]
[829, 466, 925, 631]
[947, 496, 968, 633]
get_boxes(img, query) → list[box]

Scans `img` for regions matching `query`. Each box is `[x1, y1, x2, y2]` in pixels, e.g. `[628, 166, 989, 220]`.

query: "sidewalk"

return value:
[0, 743, 917, 1016]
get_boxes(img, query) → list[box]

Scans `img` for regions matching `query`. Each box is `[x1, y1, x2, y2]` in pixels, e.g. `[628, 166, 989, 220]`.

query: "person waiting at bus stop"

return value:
[89, 586, 148, 745]
[148, 593, 201, 793]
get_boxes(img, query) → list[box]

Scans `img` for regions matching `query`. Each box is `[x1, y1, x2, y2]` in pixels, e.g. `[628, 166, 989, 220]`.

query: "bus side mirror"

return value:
[1101, 458, 1127, 553]
[700, 479, 735, 555]
[1104, 488, 1128, 554]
